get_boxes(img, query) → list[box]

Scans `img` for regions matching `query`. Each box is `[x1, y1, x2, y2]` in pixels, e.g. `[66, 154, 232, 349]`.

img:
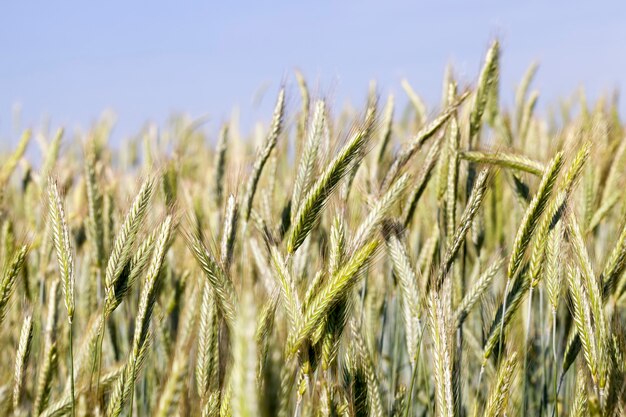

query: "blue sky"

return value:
[1, 1, 625, 146]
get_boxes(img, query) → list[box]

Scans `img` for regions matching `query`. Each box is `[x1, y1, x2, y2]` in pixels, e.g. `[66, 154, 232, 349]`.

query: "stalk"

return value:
[69, 320, 75, 417]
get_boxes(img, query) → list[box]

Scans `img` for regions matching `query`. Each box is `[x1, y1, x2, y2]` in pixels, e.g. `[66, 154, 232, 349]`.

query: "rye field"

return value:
[0, 41, 625, 417]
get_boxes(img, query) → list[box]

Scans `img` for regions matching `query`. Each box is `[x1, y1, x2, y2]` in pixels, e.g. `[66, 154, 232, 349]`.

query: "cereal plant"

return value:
[0, 40, 625, 417]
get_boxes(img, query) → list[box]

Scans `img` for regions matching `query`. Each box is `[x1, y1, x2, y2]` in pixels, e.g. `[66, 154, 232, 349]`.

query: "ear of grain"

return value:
[201, 392, 220, 417]
[84, 139, 105, 269]
[107, 216, 172, 417]
[292, 100, 325, 221]
[445, 115, 460, 242]
[351, 321, 384, 417]
[0, 245, 27, 326]
[519, 91, 539, 144]
[0, 129, 31, 188]
[434, 168, 491, 291]
[295, 70, 310, 143]
[401, 79, 427, 127]
[288, 239, 379, 356]
[1, 220, 16, 265]
[320, 300, 351, 375]
[567, 266, 600, 391]
[105, 178, 154, 314]
[570, 369, 589, 417]
[428, 292, 454, 417]
[507, 152, 564, 282]
[104, 338, 151, 417]
[402, 136, 442, 227]
[255, 290, 279, 383]
[287, 127, 370, 254]
[383, 91, 469, 189]
[603, 218, 626, 298]
[545, 223, 562, 314]
[455, 257, 503, 326]
[328, 215, 346, 276]
[567, 215, 608, 393]
[241, 89, 285, 222]
[196, 282, 219, 401]
[214, 124, 229, 208]
[386, 232, 421, 363]
[484, 351, 518, 417]
[560, 141, 591, 196]
[374, 94, 394, 169]
[567, 216, 605, 330]
[187, 233, 238, 328]
[528, 191, 567, 290]
[48, 179, 75, 322]
[555, 144, 603, 383]
[269, 244, 300, 330]
[220, 194, 238, 267]
[350, 172, 408, 254]
[459, 150, 545, 176]
[470, 41, 499, 142]
[343, 342, 369, 417]
[40, 128, 64, 190]
[482, 270, 529, 363]
[133, 216, 172, 351]
[515, 62, 539, 133]
[12, 312, 33, 413]
[587, 192, 619, 232]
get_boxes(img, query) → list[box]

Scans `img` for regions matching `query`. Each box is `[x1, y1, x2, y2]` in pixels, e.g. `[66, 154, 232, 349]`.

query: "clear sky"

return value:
[1, 1, 625, 145]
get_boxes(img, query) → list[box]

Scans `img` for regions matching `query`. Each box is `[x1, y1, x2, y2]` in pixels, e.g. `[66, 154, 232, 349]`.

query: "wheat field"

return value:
[0, 41, 625, 417]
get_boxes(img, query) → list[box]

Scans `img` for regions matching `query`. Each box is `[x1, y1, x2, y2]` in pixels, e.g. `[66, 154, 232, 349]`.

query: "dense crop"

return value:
[0, 41, 625, 416]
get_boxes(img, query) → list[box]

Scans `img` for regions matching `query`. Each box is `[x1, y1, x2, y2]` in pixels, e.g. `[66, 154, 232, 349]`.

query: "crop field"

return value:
[0, 41, 625, 417]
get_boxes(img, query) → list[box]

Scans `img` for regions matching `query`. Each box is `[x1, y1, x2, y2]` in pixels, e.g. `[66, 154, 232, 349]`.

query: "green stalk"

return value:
[69, 319, 75, 417]
[552, 311, 558, 417]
